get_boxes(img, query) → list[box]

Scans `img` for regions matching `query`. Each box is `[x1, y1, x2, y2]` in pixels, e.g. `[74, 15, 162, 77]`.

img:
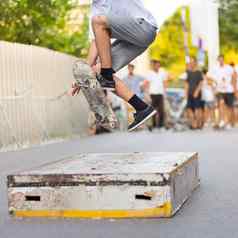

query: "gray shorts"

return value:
[106, 14, 157, 72]
[204, 101, 215, 109]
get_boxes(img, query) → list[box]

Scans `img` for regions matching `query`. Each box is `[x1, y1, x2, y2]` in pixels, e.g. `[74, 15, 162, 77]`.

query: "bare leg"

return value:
[234, 108, 237, 125]
[194, 109, 200, 129]
[90, 64, 139, 103]
[211, 108, 216, 125]
[92, 16, 112, 68]
[204, 107, 209, 124]
[91, 15, 145, 103]
[114, 76, 134, 102]
[227, 107, 233, 125]
[91, 16, 150, 121]
[187, 109, 194, 128]
[231, 107, 235, 126]
[218, 99, 225, 124]
[197, 108, 204, 128]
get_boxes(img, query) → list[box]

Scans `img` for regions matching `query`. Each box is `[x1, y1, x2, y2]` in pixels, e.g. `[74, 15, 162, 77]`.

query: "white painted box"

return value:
[8, 152, 199, 218]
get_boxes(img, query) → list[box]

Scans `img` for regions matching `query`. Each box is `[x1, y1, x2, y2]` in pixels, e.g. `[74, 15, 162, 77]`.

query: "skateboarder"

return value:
[73, 0, 158, 131]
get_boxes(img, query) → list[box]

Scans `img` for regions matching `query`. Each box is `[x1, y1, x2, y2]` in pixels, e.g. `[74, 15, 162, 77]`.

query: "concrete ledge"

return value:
[8, 152, 200, 219]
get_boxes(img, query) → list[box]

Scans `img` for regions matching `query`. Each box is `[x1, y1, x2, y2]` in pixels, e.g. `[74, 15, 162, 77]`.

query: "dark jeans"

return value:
[150, 94, 165, 128]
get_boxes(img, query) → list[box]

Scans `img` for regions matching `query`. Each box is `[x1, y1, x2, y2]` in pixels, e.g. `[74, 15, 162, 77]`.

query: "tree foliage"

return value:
[0, 0, 89, 57]
[219, 0, 238, 50]
[149, 8, 197, 80]
[150, 1, 238, 71]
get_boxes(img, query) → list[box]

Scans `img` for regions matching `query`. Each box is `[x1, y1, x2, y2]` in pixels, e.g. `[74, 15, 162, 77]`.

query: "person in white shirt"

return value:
[146, 60, 168, 129]
[210, 55, 236, 128]
[73, 0, 158, 132]
[202, 69, 216, 126]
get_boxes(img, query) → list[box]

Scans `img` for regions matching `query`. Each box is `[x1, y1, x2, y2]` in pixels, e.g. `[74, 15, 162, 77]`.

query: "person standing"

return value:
[184, 57, 204, 129]
[210, 55, 236, 129]
[201, 69, 216, 127]
[146, 60, 168, 129]
[123, 64, 145, 127]
[123, 64, 144, 99]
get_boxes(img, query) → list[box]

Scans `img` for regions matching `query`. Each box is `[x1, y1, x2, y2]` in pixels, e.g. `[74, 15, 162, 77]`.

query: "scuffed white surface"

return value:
[9, 185, 171, 210]
[16, 152, 196, 175]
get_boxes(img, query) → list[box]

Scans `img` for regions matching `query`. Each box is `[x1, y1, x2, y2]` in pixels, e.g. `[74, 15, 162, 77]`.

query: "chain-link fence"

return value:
[0, 41, 90, 151]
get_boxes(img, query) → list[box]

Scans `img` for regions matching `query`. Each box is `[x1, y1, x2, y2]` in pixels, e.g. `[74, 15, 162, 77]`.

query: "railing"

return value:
[0, 41, 90, 151]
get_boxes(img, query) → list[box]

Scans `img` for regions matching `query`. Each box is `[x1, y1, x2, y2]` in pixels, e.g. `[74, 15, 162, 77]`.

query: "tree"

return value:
[219, 0, 238, 50]
[0, 0, 89, 57]
[149, 8, 197, 82]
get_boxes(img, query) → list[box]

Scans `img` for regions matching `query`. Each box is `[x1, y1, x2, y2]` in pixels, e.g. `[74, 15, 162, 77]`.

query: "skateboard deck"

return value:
[73, 60, 118, 130]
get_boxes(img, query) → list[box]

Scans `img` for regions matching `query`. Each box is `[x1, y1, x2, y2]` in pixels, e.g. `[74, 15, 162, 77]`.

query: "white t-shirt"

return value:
[89, 0, 157, 39]
[210, 64, 235, 93]
[202, 79, 215, 102]
[91, 0, 157, 27]
[147, 70, 167, 95]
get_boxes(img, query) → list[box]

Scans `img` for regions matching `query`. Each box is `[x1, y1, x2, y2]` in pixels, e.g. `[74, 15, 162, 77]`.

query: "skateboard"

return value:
[73, 60, 118, 131]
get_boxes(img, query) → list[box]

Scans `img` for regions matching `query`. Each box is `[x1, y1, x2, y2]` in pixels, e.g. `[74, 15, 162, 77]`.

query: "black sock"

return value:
[128, 95, 148, 112]
[101, 68, 115, 81]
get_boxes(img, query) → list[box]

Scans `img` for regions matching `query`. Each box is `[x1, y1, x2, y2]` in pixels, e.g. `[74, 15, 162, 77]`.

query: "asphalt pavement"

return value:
[1, 129, 238, 238]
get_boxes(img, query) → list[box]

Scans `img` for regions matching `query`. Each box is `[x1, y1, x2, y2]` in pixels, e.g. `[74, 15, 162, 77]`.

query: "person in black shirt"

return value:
[184, 57, 204, 129]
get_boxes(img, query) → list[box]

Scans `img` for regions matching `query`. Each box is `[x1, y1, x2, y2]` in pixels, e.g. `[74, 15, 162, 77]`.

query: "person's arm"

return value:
[87, 40, 98, 67]
[233, 71, 238, 98]
[70, 40, 98, 96]
[232, 70, 237, 92]
[193, 78, 203, 98]
[208, 76, 217, 92]
[142, 79, 151, 104]
[184, 81, 189, 99]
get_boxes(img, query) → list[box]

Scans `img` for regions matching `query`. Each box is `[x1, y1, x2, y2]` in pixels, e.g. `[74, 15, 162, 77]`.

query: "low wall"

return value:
[0, 41, 90, 151]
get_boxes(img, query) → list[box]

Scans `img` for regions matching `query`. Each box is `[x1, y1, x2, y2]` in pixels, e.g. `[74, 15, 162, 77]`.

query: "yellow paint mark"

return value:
[13, 202, 172, 219]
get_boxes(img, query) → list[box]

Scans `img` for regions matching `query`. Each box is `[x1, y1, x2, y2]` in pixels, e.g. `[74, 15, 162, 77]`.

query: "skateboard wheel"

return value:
[91, 84, 97, 89]
[110, 122, 117, 129]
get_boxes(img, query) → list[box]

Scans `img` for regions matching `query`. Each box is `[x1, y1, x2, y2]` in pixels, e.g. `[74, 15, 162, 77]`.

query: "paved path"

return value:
[1, 129, 238, 238]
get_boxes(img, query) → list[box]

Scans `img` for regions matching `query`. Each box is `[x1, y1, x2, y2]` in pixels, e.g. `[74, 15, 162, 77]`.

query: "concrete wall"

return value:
[0, 41, 90, 151]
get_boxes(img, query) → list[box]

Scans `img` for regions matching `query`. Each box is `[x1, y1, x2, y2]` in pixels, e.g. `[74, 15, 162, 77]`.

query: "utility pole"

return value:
[181, 6, 190, 64]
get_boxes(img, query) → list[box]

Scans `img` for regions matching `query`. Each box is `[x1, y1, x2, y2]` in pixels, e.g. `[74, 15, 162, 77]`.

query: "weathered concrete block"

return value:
[8, 152, 199, 219]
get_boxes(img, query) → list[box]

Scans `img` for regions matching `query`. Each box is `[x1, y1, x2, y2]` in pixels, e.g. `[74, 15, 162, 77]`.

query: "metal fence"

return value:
[0, 41, 90, 151]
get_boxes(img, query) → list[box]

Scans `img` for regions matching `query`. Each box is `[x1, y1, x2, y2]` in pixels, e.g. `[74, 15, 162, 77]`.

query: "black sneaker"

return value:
[128, 106, 157, 132]
[96, 74, 115, 90]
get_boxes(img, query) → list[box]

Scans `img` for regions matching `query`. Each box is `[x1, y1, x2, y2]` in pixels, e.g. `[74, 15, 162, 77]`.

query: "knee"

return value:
[219, 100, 225, 107]
[91, 15, 108, 27]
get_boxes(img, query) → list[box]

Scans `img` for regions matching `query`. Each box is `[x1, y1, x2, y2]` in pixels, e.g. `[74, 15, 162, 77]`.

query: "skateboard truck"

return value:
[72, 60, 119, 132]
[74, 78, 101, 90]
[97, 121, 118, 130]
[94, 113, 118, 130]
